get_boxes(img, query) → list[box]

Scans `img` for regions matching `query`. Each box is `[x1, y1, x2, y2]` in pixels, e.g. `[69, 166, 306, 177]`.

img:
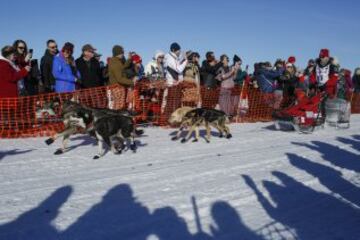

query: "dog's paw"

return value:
[93, 155, 100, 160]
[45, 138, 54, 145]
[192, 139, 198, 142]
[181, 138, 187, 143]
[135, 129, 144, 136]
[130, 144, 137, 152]
[54, 149, 64, 155]
[219, 134, 224, 138]
[114, 150, 122, 155]
[226, 134, 232, 139]
[171, 136, 178, 141]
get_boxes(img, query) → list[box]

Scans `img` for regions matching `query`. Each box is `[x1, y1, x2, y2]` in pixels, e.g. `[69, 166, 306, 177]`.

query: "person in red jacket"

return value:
[310, 49, 339, 98]
[0, 46, 31, 98]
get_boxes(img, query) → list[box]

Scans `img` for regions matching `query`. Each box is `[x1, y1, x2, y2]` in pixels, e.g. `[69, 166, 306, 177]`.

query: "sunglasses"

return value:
[18, 47, 25, 50]
[49, 46, 58, 49]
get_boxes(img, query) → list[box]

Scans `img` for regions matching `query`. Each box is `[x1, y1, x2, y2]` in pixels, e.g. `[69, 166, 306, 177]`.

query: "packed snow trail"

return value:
[0, 116, 360, 240]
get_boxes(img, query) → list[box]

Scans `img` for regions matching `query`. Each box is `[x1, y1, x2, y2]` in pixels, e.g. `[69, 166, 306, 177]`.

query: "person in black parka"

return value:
[75, 44, 104, 89]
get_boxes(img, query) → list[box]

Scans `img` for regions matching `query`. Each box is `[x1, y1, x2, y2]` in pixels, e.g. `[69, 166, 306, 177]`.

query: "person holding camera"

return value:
[200, 51, 223, 89]
[233, 55, 248, 86]
[13, 39, 40, 96]
[216, 54, 239, 116]
[182, 52, 202, 107]
[52, 42, 80, 93]
[40, 39, 58, 93]
[164, 42, 188, 86]
[0, 45, 31, 98]
[108, 45, 134, 88]
[160, 42, 188, 114]
[106, 45, 135, 109]
[145, 50, 165, 80]
[183, 52, 201, 85]
[122, 54, 144, 110]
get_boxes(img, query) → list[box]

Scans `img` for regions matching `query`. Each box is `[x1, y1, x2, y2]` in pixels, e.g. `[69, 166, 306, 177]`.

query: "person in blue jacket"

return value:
[255, 62, 283, 93]
[52, 42, 80, 93]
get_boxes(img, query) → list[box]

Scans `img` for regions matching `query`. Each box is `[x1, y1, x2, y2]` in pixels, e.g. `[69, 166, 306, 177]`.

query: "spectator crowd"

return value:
[0, 39, 358, 116]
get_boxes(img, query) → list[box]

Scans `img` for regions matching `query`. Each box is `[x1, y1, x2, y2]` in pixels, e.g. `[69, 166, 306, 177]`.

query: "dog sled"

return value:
[272, 92, 326, 134]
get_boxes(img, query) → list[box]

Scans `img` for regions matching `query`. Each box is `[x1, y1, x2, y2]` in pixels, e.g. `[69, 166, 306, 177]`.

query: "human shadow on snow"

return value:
[292, 140, 360, 172]
[0, 186, 72, 240]
[243, 171, 360, 240]
[287, 152, 360, 208]
[337, 135, 360, 152]
[0, 183, 264, 240]
[62, 183, 262, 240]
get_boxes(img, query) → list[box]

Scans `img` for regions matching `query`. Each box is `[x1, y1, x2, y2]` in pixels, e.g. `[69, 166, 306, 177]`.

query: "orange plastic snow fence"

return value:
[1, 80, 359, 138]
[0, 84, 126, 138]
[351, 92, 360, 114]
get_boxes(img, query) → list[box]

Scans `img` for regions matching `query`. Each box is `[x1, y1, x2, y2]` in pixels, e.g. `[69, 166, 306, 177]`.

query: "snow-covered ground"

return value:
[1, 116, 360, 240]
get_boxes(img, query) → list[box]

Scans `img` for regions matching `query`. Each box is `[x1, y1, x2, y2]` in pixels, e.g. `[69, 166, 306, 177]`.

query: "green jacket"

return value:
[108, 57, 133, 87]
[234, 69, 247, 85]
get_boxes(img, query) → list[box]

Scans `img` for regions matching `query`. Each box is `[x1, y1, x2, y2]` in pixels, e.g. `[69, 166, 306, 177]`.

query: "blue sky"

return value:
[0, 0, 359, 71]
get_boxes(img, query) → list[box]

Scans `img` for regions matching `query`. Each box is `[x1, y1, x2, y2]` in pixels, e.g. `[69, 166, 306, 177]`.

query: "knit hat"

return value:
[287, 56, 296, 64]
[62, 42, 74, 54]
[131, 54, 142, 64]
[170, 42, 181, 52]
[112, 45, 124, 57]
[233, 54, 242, 64]
[319, 49, 330, 58]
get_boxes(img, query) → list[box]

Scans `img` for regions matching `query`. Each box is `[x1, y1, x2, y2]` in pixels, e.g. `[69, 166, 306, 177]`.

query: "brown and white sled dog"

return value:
[168, 106, 195, 139]
[168, 106, 195, 125]
[170, 107, 232, 143]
